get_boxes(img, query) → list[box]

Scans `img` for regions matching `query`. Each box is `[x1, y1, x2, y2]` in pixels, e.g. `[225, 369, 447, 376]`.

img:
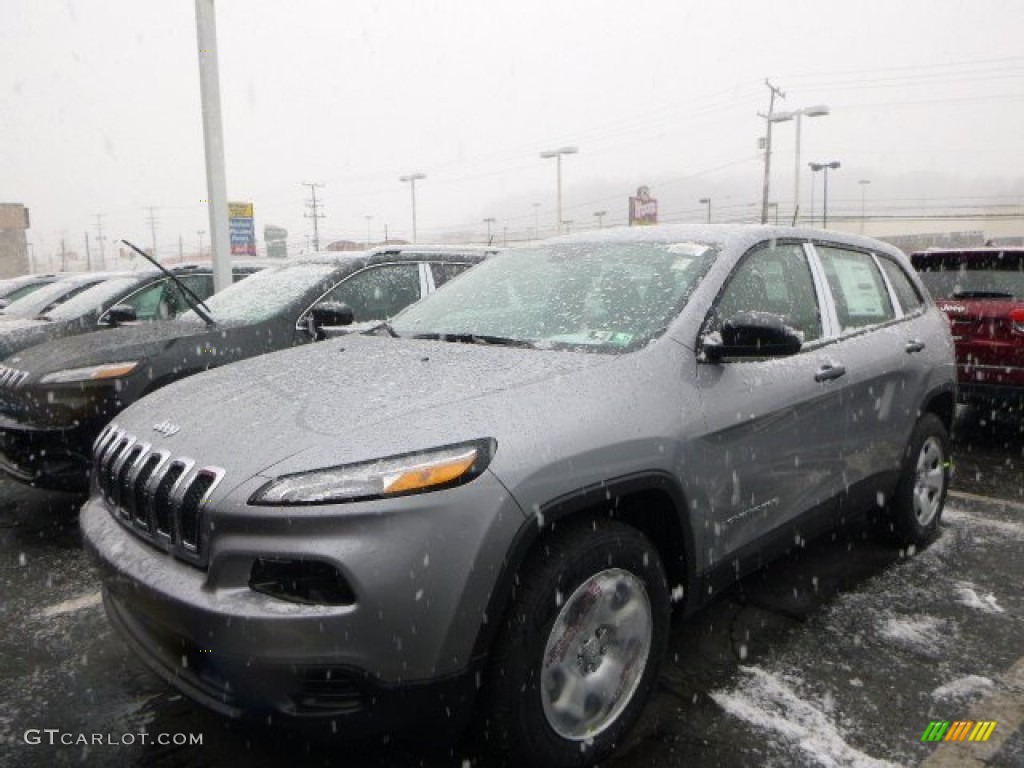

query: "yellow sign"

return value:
[228, 202, 253, 218]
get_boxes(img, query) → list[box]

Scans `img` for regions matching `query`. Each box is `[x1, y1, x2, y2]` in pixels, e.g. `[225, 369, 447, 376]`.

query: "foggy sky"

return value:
[3, 0, 1023, 260]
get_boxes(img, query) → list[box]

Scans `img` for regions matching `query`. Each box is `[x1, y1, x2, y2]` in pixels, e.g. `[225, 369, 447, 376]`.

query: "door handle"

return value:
[814, 363, 847, 382]
[905, 339, 926, 353]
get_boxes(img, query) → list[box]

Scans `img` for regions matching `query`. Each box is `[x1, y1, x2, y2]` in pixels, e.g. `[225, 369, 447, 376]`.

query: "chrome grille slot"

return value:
[116, 446, 144, 517]
[153, 463, 186, 537]
[179, 471, 216, 551]
[93, 427, 224, 567]
[103, 437, 131, 504]
[133, 453, 164, 530]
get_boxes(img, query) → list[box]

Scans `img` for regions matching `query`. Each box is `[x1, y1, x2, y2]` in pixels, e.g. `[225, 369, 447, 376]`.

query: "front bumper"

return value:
[80, 469, 526, 732]
[0, 413, 96, 490]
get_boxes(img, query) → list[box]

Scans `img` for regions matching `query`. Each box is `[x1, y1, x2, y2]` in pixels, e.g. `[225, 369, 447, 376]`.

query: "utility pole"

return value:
[60, 236, 67, 272]
[758, 79, 785, 224]
[483, 217, 496, 243]
[94, 214, 106, 270]
[85, 232, 91, 270]
[303, 181, 325, 251]
[179, 234, 184, 261]
[145, 206, 159, 259]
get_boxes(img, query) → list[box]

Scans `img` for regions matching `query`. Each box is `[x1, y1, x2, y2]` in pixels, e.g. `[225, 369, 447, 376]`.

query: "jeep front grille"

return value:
[0, 366, 29, 389]
[94, 423, 224, 567]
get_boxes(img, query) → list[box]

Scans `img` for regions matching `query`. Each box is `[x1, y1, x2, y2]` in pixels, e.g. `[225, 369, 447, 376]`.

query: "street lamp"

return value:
[768, 202, 779, 225]
[858, 180, 871, 234]
[197, 230, 205, 259]
[398, 172, 426, 243]
[768, 104, 830, 225]
[593, 210, 607, 229]
[540, 146, 578, 235]
[483, 217, 496, 242]
[698, 197, 712, 223]
[364, 215, 373, 248]
[809, 161, 841, 228]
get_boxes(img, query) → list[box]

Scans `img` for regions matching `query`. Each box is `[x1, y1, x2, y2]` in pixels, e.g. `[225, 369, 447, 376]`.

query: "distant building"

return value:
[0, 203, 30, 277]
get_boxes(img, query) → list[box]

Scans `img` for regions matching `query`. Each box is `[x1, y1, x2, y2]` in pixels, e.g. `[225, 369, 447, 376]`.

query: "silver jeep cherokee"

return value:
[81, 225, 956, 767]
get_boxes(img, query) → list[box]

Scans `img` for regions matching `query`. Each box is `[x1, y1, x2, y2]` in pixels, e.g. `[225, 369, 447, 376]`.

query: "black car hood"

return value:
[111, 334, 616, 484]
[0, 316, 96, 361]
[5, 320, 219, 374]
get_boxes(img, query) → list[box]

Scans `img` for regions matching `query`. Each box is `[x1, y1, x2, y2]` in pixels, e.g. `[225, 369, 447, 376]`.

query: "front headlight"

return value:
[249, 439, 496, 506]
[39, 362, 138, 384]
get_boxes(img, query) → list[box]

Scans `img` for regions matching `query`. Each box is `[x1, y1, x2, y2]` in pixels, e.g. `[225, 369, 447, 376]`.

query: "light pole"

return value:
[562, 220, 573, 235]
[364, 215, 373, 248]
[593, 210, 607, 229]
[768, 105, 830, 225]
[197, 230, 205, 259]
[532, 202, 541, 240]
[483, 217, 496, 242]
[809, 161, 841, 228]
[540, 146, 578, 236]
[698, 197, 712, 223]
[858, 179, 871, 234]
[768, 202, 779, 225]
[399, 173, 426, 243]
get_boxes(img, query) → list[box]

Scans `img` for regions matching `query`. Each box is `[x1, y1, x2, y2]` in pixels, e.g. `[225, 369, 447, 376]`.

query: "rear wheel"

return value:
[878, 413, 950, 546]
[482, 519, 670, 767]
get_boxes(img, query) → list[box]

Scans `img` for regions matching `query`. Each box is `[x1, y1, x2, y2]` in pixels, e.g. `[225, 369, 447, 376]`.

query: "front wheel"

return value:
[881, 413, 950, 546]
[482, 519, 670, 767]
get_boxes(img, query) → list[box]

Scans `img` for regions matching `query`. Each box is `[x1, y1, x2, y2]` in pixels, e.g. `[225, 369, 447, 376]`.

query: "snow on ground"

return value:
[930, 674, 996, 702]
[953, 581, 1005, 614]
[711, 666, 903, 768]
[877, 615, 951, 657]
[37, 590, 102, 619]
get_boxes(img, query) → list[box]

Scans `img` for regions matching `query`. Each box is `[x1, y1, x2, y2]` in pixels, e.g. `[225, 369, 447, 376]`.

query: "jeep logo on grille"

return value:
[152, 420, 181, 437]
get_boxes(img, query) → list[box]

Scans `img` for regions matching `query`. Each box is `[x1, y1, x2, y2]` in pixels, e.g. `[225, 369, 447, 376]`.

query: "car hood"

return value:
[112, 334, 619, 486]
[5, 320, 221, 374]
[0, 316, 91, 360]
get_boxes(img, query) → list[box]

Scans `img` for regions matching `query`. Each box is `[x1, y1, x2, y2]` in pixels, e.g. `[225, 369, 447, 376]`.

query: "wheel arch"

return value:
[470, 471, 697, 662]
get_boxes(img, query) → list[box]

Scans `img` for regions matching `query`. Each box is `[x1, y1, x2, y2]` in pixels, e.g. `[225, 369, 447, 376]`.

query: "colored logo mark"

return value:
[921, 720, 997, 743]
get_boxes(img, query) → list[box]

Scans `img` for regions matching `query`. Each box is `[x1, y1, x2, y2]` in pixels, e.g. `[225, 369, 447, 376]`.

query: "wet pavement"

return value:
[0, 407, 1021, 767]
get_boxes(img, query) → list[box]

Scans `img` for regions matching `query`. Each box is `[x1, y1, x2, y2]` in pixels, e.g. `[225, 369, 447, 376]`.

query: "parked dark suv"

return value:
[911, 246, 1024, 409]
[82, 226, 955, 767]
[0, 245, 491, 490]
[0, 262, 266, 360]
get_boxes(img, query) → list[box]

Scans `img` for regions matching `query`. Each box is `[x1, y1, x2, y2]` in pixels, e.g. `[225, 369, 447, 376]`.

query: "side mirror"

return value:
[308, 301, 355, 339]
[103, 304, 138, 326]
[703, 311, 802, 361]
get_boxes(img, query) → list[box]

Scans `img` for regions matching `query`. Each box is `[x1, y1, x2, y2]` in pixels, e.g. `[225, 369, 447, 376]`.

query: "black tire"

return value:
[481, 519, 670, 768]
[876, 413, 950, 546]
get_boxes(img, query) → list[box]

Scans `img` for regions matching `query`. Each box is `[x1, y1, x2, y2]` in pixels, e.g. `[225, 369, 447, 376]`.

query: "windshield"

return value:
[179, 262, 340, 324]
[41, 276, 143, 321]
[0, 277, 106, 318]
[915, 252, 1024, 300]
[391, 241, 716, 352]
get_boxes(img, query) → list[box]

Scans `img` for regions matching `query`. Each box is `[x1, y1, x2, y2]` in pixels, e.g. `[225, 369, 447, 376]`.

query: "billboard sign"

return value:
[229, 201, 256, 256]
[628, 186, 658, 226]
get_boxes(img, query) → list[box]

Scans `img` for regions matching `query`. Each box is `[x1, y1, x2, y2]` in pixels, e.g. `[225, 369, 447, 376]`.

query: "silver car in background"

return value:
[82, 225, 956, 767]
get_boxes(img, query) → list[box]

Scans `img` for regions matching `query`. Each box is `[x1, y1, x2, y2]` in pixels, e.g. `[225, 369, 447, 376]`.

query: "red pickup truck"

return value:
[911, 247, 1024, 410]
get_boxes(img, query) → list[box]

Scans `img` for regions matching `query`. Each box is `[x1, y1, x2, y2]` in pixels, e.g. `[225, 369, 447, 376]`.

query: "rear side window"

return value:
[817, 246, 895, 331]
[877, 256, 925, 314]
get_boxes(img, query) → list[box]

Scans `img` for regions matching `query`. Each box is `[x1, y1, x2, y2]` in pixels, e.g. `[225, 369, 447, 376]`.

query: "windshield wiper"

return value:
[412, 332, 535, 348]
[950, 290, 1014, 299]
[120, 239, 217, 327]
